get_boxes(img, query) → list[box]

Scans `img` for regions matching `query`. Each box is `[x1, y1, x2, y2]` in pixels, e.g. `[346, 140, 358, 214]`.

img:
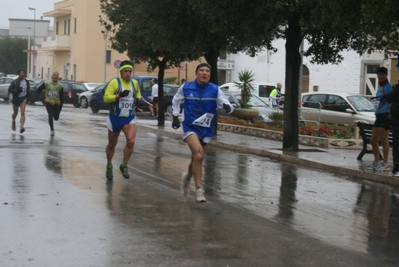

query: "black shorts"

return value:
[152, 97, 159, 104]
[374, 113, 390, 130]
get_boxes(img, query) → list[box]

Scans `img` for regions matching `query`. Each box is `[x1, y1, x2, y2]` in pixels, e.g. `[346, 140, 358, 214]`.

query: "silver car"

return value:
[0, 77, 16, 101]
[301, 92, 375, 125]
[222, 92, 283, 124]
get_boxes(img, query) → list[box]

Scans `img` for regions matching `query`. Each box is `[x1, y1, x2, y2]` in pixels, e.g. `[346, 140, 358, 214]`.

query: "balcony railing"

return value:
[41, 35, 70, 51]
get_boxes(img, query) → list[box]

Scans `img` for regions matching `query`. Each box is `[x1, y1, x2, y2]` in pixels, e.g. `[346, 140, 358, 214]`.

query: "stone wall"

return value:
[217, 123, 363, 149]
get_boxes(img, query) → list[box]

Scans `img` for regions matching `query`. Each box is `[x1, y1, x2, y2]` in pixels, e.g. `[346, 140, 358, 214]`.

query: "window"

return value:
[259, 85, 275, 97]
[67, 19, 70, 35]
[106, 50, 111, 64]
[326, 95, 350, 112]
[142, 80, 152, 92]
[302, 94, 326, 109]
[56, 21, 59, 35]
[64, 20, 67, 34]
[74, 17, 77, 33]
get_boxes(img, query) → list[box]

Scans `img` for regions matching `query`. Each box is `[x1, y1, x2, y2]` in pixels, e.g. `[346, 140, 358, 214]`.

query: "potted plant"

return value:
[231, 69, 260, 120]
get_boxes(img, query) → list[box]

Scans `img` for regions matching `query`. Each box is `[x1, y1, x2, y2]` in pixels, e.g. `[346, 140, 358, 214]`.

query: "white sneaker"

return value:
[364, 161, 379, 170]
[181, 172, 191, 196]
[375, 162, 390, 172]
[195, 188, 206, 203]
[50, 131, 55, 136]
[389, 171, 399, 177]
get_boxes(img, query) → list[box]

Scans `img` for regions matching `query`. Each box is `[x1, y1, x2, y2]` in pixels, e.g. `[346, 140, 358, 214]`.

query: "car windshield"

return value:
[347, 95, 375, 112]
[233, 94, 269, 107]
[164, 86, 178, 95]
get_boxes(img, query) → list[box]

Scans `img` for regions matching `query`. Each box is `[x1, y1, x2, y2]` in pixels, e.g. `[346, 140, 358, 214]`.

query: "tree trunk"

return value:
[283, 14, 302, 151]
[204, 48, 219, 85]
[204, 48, 220, 136]
[157, 60, 166, 126]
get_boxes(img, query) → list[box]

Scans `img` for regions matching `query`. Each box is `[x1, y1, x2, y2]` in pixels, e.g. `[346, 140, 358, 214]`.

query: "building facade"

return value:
[40, 0, 201, 83]
[228, 39, 399, 96]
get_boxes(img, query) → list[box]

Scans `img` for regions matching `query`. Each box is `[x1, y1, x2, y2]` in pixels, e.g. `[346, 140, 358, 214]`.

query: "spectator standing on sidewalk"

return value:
[149, 78, 158, 119]
[8, 69, 30, 133]
[269, 83, 282, 108]
[35, 71, 64, 136]
[103, 60, 141, 180]
[171, 63, 234, 203]
[387, 83, 399, 176]
[364, 67, 393, 172]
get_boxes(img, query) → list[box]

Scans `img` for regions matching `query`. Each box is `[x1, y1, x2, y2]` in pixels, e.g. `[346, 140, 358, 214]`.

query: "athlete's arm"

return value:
[103, 79, 119, 103]
[217, 89, 234, 114]
[171, 85, 185, 116]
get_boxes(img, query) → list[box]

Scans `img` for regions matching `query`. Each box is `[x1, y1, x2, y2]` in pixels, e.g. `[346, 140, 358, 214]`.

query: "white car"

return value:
[301, 92, 375, 125]
[79, 83, 105, 108]
[219, 82, 277, 105]
[82, 82, 103, 91]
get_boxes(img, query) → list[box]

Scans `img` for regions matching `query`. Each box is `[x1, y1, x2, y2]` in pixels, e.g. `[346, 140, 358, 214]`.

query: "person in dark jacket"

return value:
[8, 69, 30, 133]
[387, 83, 399, 177]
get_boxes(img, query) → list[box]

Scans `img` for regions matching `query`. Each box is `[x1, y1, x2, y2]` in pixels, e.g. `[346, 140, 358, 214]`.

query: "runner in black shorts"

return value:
[365, 67, 393, 171]
[8, 69, 30, 133]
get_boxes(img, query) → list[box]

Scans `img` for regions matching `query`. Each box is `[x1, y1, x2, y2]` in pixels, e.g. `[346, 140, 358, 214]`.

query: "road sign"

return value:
[114, 60, 121, 69]
[65, 62, 70, 70]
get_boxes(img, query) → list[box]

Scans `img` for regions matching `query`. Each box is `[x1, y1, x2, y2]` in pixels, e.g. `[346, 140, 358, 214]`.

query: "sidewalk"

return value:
[137, 118, 399, 187]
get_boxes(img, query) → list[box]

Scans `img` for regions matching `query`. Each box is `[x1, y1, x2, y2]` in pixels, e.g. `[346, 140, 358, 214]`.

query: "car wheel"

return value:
[80, 96, 88, 108]
[3, 97, 9, 101]
[91, 101, 99, 113]
[8, 93, 13, 103]
[73, 101, 80, 108]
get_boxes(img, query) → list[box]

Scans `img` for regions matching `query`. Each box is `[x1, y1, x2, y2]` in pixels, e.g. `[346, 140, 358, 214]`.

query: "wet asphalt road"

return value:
[1, 101, 399, 266]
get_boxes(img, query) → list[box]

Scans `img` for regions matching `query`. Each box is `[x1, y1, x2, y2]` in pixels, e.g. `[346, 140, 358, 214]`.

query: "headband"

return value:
[119, 65, 133, 71]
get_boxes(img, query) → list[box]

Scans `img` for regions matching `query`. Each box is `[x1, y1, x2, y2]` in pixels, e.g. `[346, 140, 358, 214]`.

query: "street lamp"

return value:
[29, 7, 36, 78]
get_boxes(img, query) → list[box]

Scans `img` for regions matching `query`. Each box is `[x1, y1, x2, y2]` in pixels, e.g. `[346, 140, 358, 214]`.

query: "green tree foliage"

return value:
[0, 37, 28, 75]
[100, 0, 399, 150]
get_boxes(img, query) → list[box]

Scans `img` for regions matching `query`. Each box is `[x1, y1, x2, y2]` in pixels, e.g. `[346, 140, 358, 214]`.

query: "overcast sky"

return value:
[0, 0, 57, 28]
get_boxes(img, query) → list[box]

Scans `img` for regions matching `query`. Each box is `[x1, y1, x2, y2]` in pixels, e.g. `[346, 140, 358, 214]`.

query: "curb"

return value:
[137, 124, 399, 187]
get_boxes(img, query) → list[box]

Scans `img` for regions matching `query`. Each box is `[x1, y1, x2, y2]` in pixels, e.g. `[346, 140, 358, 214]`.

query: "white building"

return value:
[225, 39, 399, 96]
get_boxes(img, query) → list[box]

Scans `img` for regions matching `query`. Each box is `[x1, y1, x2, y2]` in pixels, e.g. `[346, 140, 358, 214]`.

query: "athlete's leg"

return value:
[185, 134, 206, 188]
[19, 100, 27, 130]
[46, 103, 55, 131]
[11, 104, 18, 130]
[106, 130, 121, 165]
[121, 123, 137, 164]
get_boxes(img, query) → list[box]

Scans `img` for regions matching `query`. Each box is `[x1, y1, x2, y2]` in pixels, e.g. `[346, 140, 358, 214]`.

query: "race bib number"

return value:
[193, 113, 214, 128]
[119, 98, 133, 110]
[48, 90, 57, 99]
[374, 100, 380, 110]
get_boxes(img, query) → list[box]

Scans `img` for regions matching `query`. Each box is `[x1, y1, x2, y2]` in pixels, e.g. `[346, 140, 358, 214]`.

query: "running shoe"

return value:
[106, 163, 113, 180]
[389, 171, 399, 177]
[195, 188, 206, 203]
[181, 172, 191, 196]
[364, 161, 379, 171]
[119, 163, 130, 179]
[20, 127, 25, 133]
[11, 121, 16, 131]
[375, 162, 390, 172]
[50, 131, 55, 136]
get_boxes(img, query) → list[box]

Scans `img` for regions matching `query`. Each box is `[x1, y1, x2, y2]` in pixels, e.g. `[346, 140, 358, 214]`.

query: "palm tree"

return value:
[234, 70, 255, 109]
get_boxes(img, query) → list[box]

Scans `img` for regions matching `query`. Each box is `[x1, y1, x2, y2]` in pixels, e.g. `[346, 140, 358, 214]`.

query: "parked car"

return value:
[221, 92, 284, 124]
[300, 92, 375, 125]
[0, 76, 16, 101]
[89, 82, 179, 114]
[0, 77, 41, 103]
[219, 82, 276, 105]
[59, 81, 89, 107]
[82, 82, 103, 91]
[26, 79, 45, 104]
[79, 83, 105, 108]
[163, 84, 180, 114]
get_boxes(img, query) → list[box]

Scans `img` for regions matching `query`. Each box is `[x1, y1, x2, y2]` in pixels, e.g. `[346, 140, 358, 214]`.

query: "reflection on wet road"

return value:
[0, 103, 398, 266]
